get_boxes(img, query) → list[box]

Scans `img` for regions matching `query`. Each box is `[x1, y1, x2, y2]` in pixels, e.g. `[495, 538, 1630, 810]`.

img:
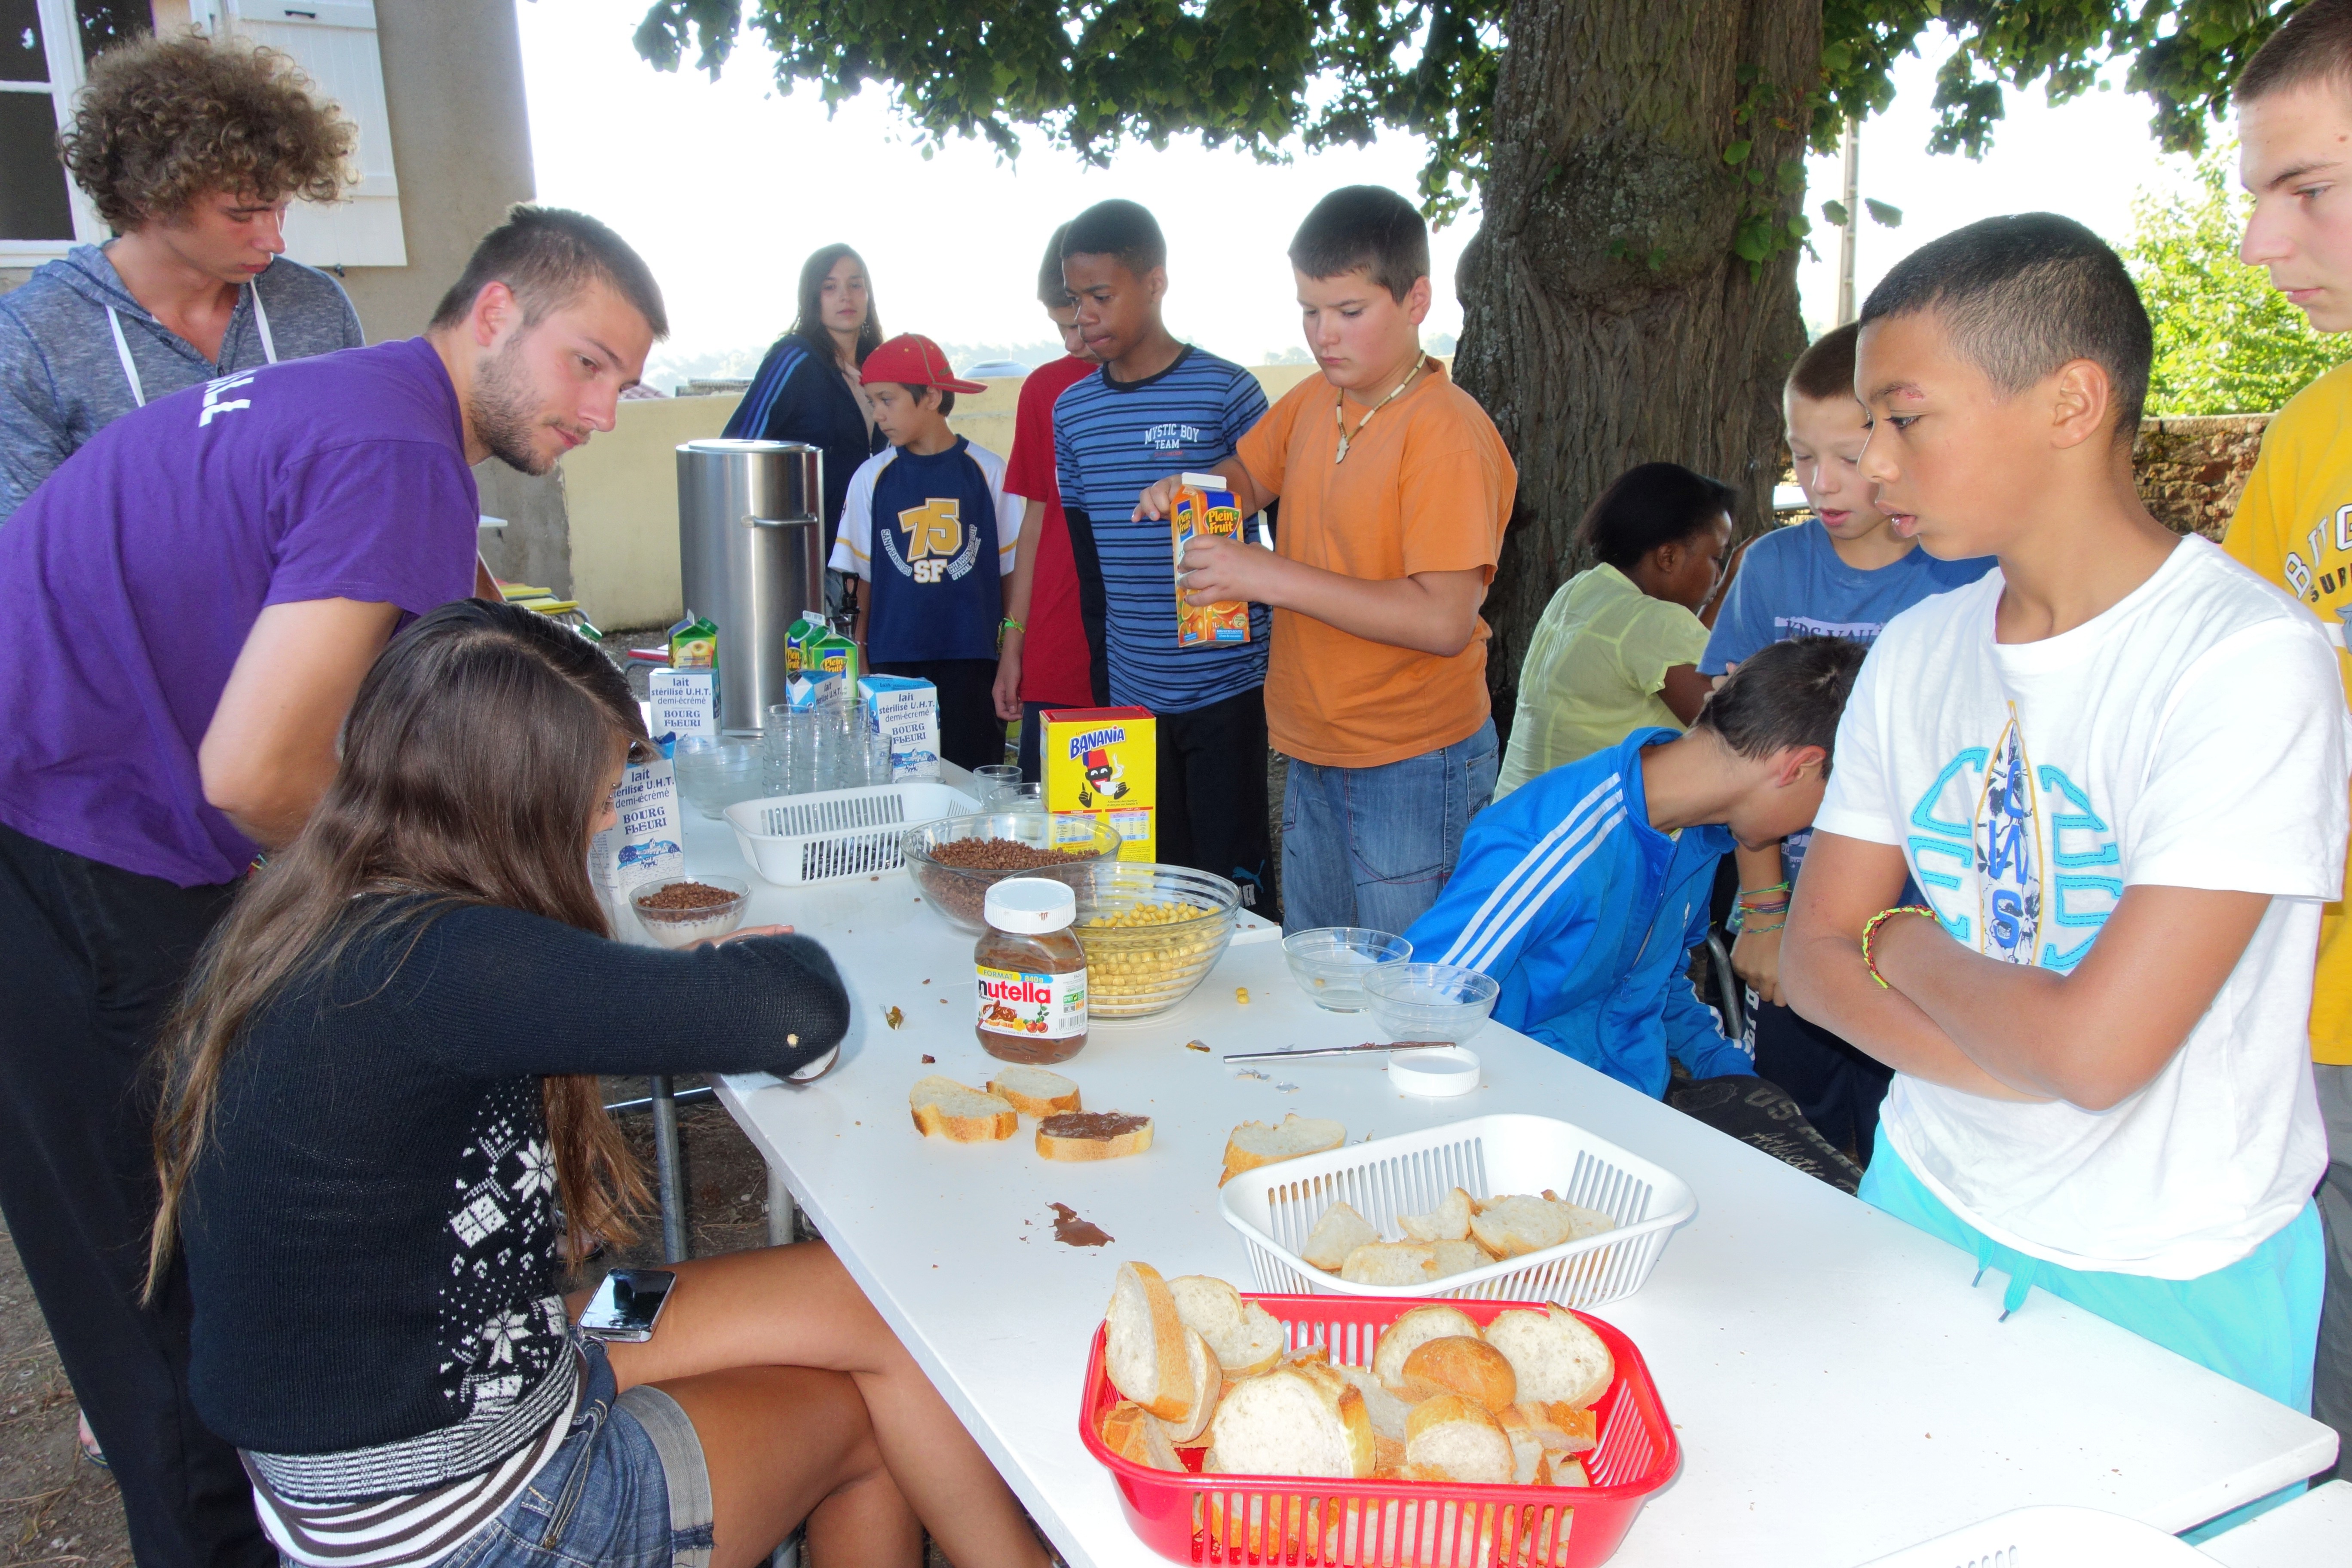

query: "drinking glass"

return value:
[973, 764, 1020, 802]
[1001, 782, 1046, 814]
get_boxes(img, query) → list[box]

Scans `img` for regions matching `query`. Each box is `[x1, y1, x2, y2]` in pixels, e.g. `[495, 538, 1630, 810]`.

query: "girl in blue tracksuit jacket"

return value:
[1403, 728, 1758, 1097]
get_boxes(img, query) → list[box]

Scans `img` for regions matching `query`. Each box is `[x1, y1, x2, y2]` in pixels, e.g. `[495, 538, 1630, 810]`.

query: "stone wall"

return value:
[2132, 413, 2272, 540]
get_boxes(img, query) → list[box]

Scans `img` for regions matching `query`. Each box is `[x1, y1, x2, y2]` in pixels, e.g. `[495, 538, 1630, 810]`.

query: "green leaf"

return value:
[1865, 198, 1903, 228]
[1820, 41, 1852, 74]
[1821, 199, 1850, 227]
[1723, 140, 1752, 165]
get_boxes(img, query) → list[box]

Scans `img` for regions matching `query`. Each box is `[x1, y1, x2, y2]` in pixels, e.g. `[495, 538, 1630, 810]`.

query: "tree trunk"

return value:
[1455, 0, 1817, 738]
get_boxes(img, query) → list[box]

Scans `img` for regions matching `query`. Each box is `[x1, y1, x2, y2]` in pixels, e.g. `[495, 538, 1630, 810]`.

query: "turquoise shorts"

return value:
[1860, 1130, 2323, 1537]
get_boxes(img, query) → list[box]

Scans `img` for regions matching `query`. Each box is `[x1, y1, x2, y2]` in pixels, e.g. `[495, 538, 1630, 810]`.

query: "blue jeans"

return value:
[1279, 720, 1498, 936]
[441, 1338, 714, 1568]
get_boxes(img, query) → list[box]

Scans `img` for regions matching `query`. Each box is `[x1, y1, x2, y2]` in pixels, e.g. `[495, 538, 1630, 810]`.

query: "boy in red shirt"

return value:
[993, 223, 1101, 779]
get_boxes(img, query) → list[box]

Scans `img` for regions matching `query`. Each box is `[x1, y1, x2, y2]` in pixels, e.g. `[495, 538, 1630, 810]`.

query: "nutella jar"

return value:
[975, 878, 1089, 1064]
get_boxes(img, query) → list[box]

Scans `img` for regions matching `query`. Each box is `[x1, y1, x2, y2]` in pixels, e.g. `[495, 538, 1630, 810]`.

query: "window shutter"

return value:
[214, 0, 406, 267]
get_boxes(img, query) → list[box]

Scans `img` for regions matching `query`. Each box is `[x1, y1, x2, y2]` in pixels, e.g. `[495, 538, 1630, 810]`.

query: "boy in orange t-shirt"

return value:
[1135, 185, 1516, 933]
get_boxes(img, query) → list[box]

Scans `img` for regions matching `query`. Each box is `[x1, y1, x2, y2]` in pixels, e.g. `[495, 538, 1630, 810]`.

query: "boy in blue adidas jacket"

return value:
[1405, 636, 1865, 1097]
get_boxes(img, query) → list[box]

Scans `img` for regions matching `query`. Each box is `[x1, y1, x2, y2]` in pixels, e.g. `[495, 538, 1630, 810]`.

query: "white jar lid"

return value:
[984, 877, 1077, 934]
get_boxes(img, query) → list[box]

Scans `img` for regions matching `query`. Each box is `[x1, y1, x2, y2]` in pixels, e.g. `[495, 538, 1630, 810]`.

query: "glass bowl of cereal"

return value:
[628, 875, 751, 949]
[1068, 863, 1241, 1019]
[900, 812, 1124, 934]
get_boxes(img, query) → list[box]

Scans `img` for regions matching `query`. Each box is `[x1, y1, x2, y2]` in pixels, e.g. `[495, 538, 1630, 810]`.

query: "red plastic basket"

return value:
[1077, 1294, 1678, 1567]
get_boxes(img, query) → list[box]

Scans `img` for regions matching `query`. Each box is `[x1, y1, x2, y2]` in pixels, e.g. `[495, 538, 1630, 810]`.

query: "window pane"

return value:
[0, 0, 47, 84]
[74, 0, 142, 62]
[0, 91, 71, 239]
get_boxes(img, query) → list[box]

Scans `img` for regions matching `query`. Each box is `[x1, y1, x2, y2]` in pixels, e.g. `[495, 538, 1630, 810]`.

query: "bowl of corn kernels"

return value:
[1066, 862, 1241, 1019]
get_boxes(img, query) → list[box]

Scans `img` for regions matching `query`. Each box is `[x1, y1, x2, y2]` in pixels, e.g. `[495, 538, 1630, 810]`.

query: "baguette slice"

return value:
[1496, 1404, 1545, 1486]
[1099, 1400, 1183, 1470]
[1219, 1113, 1346, 1186]
[1167, 1275, 1286, 1378]
[1543, 1455, 1591, 1488]
[1161, 1327, 1224, 1445]
[1467, 1193, 1615, 1259]
[1400, 1335, 1517, 1410]
[1518, 1399, 1599, 1456]
[1331, 1362, 1417, 1444]
[1370, 1303, 1481, 1391]
[1398, 1186, 1474, 1243]
[1301, 1200, 1380, 1271]
[1104, 1262, 1198, 1422]
[1339, 1240, 1442, 1286]
[986, 1065, 1081, 1118]
[1205, 1364, 1374, 1478]
[1404, 1393, 1513, 1485]
[909, 1075, 1017, 1142]
[1427, 1238, 1490, 1280]
[1482, 1306, 1614, 1409]
[1037, 1110, 1153, 1161]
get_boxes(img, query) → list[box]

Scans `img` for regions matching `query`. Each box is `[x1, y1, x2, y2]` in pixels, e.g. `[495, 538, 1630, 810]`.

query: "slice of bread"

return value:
[1496, 1404, 1545, 1486]
[1370, 1304, 1481, 1391]
[1161, 1327, 1223, 1444]
[1371, 1433, 1405, 1475]
[1467, 1193, 1614, 1259]
[986, 1065, 1081, 1117]
[909, 1075, 1017, 1142]
[1427, 1238, 1490, 1280]
[1037, 1111, 1153, 1161]
[1099, 1399, 1183, 1470]
[1219, 1113, 1346, 1186]
[1518, 1399, 1598, 1455]
[1400, 1335, 1517, 1409]
[1330, 1362, 1417, 1443]
[1482, 1306, 1614, 1409]
[1338, 1240, 1442, 1286]
[1543, 1454, 1591, 1487]
[1398, 1186, 1473, 1243]
[1403, 1393, 1513, 1485]
[1104, 1262, 1199, 1422]
[1167, 1276, 1286, 1378]
[1301, 1200, 1380, 1271]
[1205, 1364, 1373, 1478]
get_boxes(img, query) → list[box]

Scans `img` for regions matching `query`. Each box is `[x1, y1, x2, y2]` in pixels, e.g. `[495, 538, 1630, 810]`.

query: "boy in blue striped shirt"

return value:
[1054, 200, 1275, 904]
[1403, 637, 1863, 1096]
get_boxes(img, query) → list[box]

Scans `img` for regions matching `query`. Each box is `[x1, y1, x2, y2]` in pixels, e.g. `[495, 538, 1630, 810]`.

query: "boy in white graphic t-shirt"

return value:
[1783, 214, 2350, 1448]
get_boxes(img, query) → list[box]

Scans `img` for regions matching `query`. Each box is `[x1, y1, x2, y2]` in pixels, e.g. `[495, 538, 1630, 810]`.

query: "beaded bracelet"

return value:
[1860, 904, 1936, 989]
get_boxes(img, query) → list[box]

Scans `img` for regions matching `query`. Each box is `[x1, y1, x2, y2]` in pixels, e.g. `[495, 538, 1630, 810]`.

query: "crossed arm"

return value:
[1780, 831, 2269, 1111]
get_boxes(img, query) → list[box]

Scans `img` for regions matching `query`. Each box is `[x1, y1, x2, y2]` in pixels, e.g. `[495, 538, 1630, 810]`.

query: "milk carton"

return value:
[648, 667, 718, 741]
[588, 755, 683, 891]
[859, 675, 940, 781]
[1043, 706, 1156, 863]
[1170, 473, 1251, 648]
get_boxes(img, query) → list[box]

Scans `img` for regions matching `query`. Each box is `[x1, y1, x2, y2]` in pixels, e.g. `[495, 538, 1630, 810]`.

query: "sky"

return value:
[513, 1, 2220, 389]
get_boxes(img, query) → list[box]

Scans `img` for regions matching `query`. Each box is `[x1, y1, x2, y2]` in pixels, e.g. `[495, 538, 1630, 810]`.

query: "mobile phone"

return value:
[577, 1268, 676, 1343]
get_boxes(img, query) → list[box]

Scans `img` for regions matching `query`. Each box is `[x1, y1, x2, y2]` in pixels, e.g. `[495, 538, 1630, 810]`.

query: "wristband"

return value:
[1740, 918, 1785, 935]
[1860, 904, 1936, 989]
[1737, 881, 1793, 903]
[999, 617, 1026, 634]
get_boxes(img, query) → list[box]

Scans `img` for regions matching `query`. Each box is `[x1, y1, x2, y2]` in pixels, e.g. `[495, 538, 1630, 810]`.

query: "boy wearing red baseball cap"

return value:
[829, 333, 1023, 769]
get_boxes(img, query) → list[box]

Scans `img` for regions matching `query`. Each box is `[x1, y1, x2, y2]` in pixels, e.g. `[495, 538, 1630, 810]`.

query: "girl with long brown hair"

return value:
[151, 600, 1047, 1568]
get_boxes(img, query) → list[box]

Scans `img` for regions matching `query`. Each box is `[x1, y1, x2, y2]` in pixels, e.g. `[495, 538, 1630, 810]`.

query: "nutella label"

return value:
[977, 965, 1088, 1040]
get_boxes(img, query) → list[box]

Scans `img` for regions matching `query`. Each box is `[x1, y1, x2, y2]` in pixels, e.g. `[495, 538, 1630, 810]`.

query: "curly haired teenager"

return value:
[0, 31, 364, 520]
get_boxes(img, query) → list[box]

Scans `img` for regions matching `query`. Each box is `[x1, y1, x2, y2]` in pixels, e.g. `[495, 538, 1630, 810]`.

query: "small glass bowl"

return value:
[629, 875, 750, 949]
[1363, 962, 1500, 1045]
[1281, 927, 1414, 1012]
[900, 812, 1124, 934]
[672, 740, 762, 819]
[1068, 862, 1241, 1018]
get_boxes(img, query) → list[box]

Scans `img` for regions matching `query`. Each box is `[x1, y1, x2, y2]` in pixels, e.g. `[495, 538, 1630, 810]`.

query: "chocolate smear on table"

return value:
[1047, 1202, 1112, 1247]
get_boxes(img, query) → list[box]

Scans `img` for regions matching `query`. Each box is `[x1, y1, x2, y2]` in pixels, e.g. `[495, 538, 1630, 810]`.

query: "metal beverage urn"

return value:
[674, 438, 825, 733]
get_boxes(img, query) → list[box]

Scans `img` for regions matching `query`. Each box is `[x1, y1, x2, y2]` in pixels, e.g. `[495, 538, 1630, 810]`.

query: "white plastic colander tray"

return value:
[725, 783, 977, 886]
[1218, 1113, 1697, 1311]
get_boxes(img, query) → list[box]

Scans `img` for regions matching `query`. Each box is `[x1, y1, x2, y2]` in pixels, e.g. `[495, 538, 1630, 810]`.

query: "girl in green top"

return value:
[1494, 462, 1735, 797]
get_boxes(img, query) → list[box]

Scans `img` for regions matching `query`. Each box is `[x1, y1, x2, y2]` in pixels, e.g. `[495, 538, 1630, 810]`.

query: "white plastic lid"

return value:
[984, 877, 1077, 934]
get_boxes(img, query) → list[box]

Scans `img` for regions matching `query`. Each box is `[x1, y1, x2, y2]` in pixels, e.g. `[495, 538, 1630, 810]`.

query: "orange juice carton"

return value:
[1170, 473, 1251, 649]
[1043, 706, 1157, 863]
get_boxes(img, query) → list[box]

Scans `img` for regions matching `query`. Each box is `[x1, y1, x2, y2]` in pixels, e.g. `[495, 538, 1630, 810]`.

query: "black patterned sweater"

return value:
[181, 899, 847, 1500]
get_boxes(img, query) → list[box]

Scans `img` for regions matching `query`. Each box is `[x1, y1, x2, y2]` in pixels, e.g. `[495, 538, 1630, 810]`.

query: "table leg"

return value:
[766, 1165, 793, 1248]
[649, 1073, 688, 1263]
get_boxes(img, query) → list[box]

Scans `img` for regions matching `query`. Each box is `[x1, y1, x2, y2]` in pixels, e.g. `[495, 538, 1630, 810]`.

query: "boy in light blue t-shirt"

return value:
[1701, 323, 1992, 1161]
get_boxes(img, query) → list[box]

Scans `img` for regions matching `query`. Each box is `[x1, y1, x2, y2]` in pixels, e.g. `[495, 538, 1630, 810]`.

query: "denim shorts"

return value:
[438, 1337, 714, 1568]
[1278, 719, 1499, 936]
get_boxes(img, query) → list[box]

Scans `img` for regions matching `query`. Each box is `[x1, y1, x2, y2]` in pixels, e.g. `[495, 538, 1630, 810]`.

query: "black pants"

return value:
[1744, 991, 1895, 1163]
[1155, 686, 1273, 915]
[0, 823, 266, 1568]
[873, 658, 1008, 773]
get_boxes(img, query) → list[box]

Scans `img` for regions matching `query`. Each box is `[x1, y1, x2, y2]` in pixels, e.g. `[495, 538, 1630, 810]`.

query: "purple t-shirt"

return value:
[0, 337, 478, 887]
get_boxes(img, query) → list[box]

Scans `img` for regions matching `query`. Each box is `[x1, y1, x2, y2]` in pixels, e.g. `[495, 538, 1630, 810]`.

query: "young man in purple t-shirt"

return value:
[0, 206, 663, 1568]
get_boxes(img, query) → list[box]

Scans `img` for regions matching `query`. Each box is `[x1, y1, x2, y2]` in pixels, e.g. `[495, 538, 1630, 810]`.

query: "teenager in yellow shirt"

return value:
[2228, 0, 2352, 1481]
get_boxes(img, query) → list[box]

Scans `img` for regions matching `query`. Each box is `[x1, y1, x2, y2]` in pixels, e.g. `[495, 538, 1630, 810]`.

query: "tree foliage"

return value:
[635, 0, 2297, 224]
[2125, 145, 2352, 416]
